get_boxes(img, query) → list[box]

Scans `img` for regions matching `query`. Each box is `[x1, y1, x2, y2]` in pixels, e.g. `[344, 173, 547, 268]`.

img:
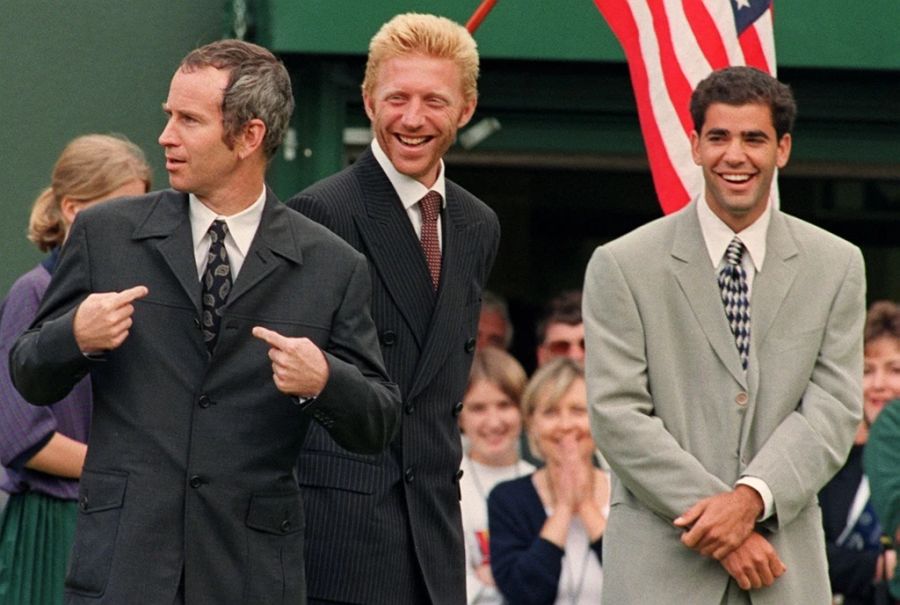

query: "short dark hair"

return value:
[180, 39, 294, 159]
[536, 290, 582, 344]
[690, 66, 796, 140]
[864, 300, 900, 346]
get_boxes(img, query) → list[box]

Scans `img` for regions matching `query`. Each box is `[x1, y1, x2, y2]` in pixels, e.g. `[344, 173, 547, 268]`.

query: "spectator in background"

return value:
[820, 300, 900, 604]
[536, 290, 584, 367]
[488, 358, 608, 605]
[477, 291, 513, 352]
[459, 348, 534, 604]
[0, 134, 151, 605]
[862, 301, 900, 604]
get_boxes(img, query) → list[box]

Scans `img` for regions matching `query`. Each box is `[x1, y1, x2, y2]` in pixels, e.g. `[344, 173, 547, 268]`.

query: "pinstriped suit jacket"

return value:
[287, 148, 500, 604]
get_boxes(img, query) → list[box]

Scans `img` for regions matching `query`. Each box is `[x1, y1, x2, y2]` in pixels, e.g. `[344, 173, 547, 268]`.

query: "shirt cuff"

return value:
[736, 476, 774, 520]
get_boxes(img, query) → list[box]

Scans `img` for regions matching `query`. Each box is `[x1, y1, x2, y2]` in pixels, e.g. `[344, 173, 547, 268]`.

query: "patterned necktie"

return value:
[419, 191, 442, 291]
[201, 219, 232, 352]
[718, 236, 751, 370]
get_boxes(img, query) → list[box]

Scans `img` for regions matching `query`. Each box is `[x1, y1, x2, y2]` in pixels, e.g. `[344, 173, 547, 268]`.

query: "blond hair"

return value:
[521, 358, 585, 460]
[467, 347, 528, 405]
[28, 134, 151, 252]
[363, 13, 479, 103]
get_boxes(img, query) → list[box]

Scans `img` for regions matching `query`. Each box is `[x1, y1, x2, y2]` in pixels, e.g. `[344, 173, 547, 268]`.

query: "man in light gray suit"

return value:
[584, 66, 865, 604]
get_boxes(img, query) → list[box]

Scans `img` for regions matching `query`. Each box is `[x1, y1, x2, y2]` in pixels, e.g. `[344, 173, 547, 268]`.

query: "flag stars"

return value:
[734, 0, 751, 8]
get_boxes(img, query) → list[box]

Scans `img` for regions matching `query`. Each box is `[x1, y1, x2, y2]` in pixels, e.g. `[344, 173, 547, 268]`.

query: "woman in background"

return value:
[488, 358, 608, 605]
[819, 300, 900, 604]
[460, 347, 534, 604]
[0, 134, 150, 604]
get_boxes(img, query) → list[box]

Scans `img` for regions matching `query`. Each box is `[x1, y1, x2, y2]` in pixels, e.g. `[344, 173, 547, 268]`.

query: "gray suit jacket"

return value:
[287, 148, 500, 604]
[10, 189, 400, 605]
[583, 200, 865, 604]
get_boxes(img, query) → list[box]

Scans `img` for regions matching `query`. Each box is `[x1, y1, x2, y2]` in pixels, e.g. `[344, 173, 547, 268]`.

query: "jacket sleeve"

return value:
[304, 253, 401, 455]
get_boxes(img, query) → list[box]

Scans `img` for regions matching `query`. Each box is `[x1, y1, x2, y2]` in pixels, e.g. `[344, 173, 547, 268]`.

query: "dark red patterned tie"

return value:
[418, 191, 442, 291]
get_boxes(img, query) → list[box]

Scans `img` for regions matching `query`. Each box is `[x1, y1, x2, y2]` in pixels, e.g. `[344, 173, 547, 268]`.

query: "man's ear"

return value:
[238, 118, 267, 159]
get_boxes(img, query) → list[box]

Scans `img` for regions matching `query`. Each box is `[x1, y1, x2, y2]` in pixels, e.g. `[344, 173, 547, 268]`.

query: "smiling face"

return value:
[691, 102, 791, 232]
[863, 336, 900, 426]
[528, 377, 593, 464]
[460, 380, 523, 467]
[364, 53, 476, 188]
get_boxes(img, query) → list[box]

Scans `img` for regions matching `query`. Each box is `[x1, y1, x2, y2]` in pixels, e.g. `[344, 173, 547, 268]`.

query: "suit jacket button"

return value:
[464, 338, 476, 353]
[404, 467, 415, 483]
[452, 401, 464, 417]
[189, 475, 204, 489]
[192, 317, 201, 330]
[380, 330, 397, 346]
[280, 519, 292, 532]
[735, 392, 749, 406]
[79, 495, 89, 511]
[404, 403, 415, 415]
[198, 395, 212, 408]
[454, 469, 464, 482]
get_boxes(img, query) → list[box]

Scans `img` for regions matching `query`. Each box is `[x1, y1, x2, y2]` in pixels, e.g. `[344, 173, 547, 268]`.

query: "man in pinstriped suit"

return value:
[287, 13, 500, 605]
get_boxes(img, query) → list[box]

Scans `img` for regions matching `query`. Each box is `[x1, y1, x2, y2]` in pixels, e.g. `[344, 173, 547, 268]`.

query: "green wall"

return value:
[261, 0, 900, 70]
[0, 1, 225, 294]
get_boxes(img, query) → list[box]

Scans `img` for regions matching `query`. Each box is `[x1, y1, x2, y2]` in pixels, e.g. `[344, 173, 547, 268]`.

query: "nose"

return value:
[723, 138, 746, 164]
[158, 118, 177, 148]
[400, 98, 425, 129]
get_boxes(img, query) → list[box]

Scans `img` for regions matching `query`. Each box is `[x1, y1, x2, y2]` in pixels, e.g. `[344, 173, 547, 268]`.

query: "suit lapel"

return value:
[227, 191, 302, 308]
[671, 202, 747, 387]
[133, 191, 201, 311]
[351, 151, 435, 348]
[749, 209, 799, 351]
[407, 187, 477, 400]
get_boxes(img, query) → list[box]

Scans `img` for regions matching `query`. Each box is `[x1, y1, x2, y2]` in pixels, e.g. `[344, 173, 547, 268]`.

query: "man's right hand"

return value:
[73, 286, 148, 353]
[720, 531, 786, 590]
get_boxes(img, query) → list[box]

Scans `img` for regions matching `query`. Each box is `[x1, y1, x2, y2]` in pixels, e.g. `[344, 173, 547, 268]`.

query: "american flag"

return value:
[593, 0, 777, 214]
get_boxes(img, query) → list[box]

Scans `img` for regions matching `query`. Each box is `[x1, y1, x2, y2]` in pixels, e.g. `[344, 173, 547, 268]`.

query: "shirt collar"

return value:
[189, 187, 266, 256]
[371, 138, 446, 211]
[696, 196, 770, 272]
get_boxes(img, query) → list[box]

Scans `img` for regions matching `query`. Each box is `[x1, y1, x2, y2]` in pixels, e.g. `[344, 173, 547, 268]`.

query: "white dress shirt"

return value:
[189, 188, 266, 280]
[696, 197, 776, 521]
[371, 139, 446, 250]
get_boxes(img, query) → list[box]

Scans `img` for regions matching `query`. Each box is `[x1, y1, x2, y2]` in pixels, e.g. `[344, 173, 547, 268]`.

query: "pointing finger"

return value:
[114, 285, 149, 305]
[252, 326, 289, 350]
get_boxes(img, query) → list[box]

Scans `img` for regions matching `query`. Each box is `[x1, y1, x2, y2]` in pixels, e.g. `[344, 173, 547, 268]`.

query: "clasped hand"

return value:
[674, 486, 785, 589]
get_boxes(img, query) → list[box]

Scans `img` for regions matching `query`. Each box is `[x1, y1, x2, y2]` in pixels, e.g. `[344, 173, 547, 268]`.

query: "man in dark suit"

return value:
[10, 40, 400, 605]
[287, 13, 500, 605]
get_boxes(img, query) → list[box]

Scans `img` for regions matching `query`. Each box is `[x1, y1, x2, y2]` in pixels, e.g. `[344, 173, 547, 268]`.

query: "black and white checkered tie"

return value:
[201, 219, 232, 353]
[718, 237, 751, 370]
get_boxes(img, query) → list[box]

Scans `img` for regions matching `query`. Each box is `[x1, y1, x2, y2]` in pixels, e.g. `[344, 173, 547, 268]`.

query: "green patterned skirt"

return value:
[0, 492, 77, 605]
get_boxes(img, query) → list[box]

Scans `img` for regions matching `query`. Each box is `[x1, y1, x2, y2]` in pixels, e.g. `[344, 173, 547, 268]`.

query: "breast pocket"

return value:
[65, 470, 128, 597]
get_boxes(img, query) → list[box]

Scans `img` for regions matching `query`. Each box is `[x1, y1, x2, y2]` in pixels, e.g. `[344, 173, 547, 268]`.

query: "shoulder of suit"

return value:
[445, 179, 499, 225]
[777, 210, 860, 256]
[281, 202, 365, 261]
[601, 209, 676, 257]
[76, 189, 176, 228]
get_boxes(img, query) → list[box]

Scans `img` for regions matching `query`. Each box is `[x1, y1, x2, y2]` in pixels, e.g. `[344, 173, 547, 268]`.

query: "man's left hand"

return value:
[673, 485, 763, 559]
[252, 326, 329, 398]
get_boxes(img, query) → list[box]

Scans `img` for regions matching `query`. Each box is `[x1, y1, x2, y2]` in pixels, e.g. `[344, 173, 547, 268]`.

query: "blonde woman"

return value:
[0, 134, 149, 604]
[488, 358, 609, 604]
[459, 348, 534, 604]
